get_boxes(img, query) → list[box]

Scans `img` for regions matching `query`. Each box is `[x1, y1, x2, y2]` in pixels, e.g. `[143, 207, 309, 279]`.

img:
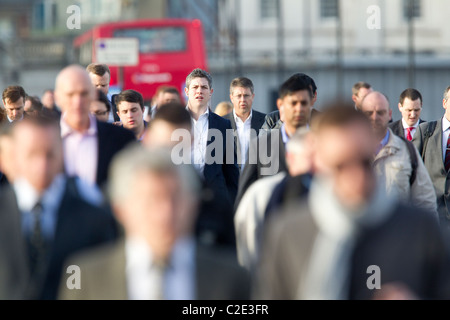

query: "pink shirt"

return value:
[61, 114, 98, 186]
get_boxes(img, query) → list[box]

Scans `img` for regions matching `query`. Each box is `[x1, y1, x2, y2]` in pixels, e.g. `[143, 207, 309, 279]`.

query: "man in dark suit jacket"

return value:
[55, 65, 135, 189]
[235, 73, 314, 207]
[183, 68, 239, 209]
[59, 147, 250, 300]
[223, 77, 266, 172]
[413, 86, 450, 231]
[256, 105, 450, 300]
[0, 117, 117, 300]
[262, 73, 319, 130]
[389, 88, 425, 141]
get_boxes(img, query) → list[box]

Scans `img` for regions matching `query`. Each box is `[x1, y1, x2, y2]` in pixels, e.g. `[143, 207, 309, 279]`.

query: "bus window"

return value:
[113, 27, 186, 53]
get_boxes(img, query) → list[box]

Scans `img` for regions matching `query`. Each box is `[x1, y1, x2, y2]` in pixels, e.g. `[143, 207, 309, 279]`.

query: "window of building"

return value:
[320, 0, 338, 19]
[260, 0, 277, 19]
[403, 0, 421, 19]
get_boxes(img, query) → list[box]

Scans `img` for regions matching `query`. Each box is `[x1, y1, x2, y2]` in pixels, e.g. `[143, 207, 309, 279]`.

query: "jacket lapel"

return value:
[431, 119, 445, 169]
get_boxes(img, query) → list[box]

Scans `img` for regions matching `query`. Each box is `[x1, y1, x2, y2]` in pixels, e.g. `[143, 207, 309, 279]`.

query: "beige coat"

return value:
[374, 128, 437, 216]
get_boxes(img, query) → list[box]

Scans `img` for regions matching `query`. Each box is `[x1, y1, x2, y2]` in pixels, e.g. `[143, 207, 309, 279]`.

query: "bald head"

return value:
[55, 65, 95, 132]
[361, 91, 392, 140]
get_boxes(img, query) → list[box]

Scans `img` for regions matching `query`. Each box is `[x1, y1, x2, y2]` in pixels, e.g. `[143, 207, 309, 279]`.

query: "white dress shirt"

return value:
[442, 117, 450, 161]
[125, 236, 196, 300]
[234, 109, 252, 171]
[402, 118, 419, 140]
[61, 114, 99, 186]
[188, 107, 209, 175]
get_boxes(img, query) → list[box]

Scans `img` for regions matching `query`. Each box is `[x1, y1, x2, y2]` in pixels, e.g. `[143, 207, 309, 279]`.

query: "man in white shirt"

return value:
[184, 68, 239, 209]
[389, 88, 425, 141]
[223, 77, 266, 172]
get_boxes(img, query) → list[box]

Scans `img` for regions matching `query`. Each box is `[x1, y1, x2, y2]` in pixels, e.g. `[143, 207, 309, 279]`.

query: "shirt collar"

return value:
[401, 118, 419, 130]
[13, 174, 66, 212]
[443, 116, 450, 132]
[281, 124, 290, 144]
[233, 109, 252, 124]
[379, 129, 390, 149]
[125, 235, 195, 270]
[186, 106, 209, 121]
[7, 114, 23, 123]
[61, 114, 98, 138]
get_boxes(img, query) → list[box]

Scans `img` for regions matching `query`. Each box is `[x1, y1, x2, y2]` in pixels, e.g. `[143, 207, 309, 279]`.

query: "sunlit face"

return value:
[3, 97, 25, 122]
[230, 86, 254, 119]
[117, 101, 144, 134]
[185, 77, 213, 111]
[361, 92, 392, 139]
[90, 100, 109, 122]
[399, 98, 422, 127]
[443, 90, 450, 121]
[89, 73, 110, 95]
[278, 90, 312, 134]
[55, 68, 95, 130]
[314, 122, 376, 210]
[14, 123, 63, 193]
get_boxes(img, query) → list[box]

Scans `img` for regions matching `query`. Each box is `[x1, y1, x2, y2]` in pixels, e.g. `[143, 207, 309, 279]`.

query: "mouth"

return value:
[196, 96, 204, 100]
[128, 120, 135, 125]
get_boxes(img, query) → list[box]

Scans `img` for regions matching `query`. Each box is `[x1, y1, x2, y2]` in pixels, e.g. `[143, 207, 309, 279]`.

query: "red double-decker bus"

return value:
[73, 18, 208, 103]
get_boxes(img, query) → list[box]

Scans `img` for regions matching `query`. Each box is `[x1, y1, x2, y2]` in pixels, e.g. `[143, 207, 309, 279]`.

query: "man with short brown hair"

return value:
[86, 63, 118, 122]
[2, 85, 26, 123]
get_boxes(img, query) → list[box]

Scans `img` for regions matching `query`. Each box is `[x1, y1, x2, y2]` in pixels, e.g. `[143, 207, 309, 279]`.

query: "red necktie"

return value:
[445, 134, 450, 172]
[406, 127, 413, 141]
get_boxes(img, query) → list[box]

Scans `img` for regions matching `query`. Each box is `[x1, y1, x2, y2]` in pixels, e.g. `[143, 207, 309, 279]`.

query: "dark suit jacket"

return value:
[96, 121, 136, 187]
[224, 110, 266, 170]
[59, 239, 251, 300]
[235, 129, 288, 209]
[223, 109, 266, 135]
[412, 118, 450, 228]
[389, 119, 425, 139]
[204, 112, 240, 207]
[0, 177, 118, 300]
[255, 199, 450, 300]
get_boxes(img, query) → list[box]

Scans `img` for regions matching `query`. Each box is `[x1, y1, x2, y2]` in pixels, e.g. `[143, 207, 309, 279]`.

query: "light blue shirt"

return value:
[281, 124, 290, 145]
[376, 130, 390, 155]
[14, 174, 66, 240]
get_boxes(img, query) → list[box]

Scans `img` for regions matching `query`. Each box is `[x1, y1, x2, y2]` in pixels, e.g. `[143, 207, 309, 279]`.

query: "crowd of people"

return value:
[1, 63, 450, 300]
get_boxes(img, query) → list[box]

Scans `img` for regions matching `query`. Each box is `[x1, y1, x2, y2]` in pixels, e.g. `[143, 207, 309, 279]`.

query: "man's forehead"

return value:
[3, 97, 24, 107]
[190, 77, 209, 86]
[118, 101, 140, 109]
[283, 90, 311, 100]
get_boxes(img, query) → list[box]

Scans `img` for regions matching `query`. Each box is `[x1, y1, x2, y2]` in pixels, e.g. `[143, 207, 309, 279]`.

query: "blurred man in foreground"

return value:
[59, 146, 250, 300]
[255, 104, 450, 300]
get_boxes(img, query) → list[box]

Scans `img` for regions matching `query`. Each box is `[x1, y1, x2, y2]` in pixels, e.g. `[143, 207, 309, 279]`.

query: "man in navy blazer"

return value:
[223, 77, 266, 172]
[55, 65, 135, 189]
[184, 68, 239, 208]
[0, 116, 117, 300]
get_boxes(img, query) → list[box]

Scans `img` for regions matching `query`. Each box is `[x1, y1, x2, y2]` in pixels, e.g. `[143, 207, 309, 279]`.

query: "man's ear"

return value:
[352, 94, 357, 104]
[398, 103, 402, 112]
[276, 98, 282, 110]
